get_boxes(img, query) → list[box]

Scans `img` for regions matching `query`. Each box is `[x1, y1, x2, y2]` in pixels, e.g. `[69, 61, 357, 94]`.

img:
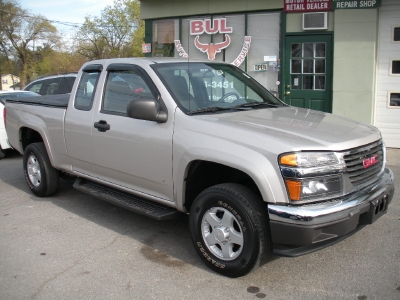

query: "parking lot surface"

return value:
[0, 150, 399, 300]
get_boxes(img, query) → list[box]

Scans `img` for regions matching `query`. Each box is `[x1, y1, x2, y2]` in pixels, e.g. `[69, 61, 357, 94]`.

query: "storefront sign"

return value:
[175, 18, 252, 67]
[284, 0, 330, 12]
[254, 64, 268, 72]
[190, 18, 233, 35]
[142, 43, 151, 53]
[194, 34, 231, 60]
[174, 40, 188, 58]
[232, 36, 251, 67]
[332, 0, 381, 9]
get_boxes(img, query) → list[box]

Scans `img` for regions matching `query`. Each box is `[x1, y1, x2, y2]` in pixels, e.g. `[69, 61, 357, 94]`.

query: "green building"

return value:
[140, 0, 400, 148]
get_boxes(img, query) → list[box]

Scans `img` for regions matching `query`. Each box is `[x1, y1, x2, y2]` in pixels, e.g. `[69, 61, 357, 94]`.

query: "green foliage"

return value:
[0, 0, 59, 87]
[0, 0, 145, 88]
[74, 0, 144, 60]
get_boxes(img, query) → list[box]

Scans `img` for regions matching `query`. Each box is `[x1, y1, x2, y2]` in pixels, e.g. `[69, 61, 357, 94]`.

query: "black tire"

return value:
[23, 142, 59, 197]
[0, 147, 5, 159]
[189, 183, 271, 277]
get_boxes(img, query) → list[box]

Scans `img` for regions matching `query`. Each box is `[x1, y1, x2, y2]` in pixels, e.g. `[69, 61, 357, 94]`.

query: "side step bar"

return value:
[73, 178, 182, 220]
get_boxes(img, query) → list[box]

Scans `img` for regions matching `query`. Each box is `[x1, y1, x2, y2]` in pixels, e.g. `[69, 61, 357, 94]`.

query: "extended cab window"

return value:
[102, 69, 155, 115]
[75, 71, 101, 111]
[25, 81, 43, 94]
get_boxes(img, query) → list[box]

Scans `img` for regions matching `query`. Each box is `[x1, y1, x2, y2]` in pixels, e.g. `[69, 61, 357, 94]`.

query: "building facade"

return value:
[1, 74, 20, 90]
[140, 0, 400, 148]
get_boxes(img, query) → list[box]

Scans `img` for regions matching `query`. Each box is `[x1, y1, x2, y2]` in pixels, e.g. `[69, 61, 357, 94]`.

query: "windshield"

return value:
[152, 62, 285, 114]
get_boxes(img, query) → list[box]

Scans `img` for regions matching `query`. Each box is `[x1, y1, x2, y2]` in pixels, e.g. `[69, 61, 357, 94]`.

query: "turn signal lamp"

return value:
[280, 152, 338, 168]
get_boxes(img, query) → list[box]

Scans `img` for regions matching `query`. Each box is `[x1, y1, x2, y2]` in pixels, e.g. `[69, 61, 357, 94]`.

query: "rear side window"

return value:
[75, 72, 101, 111]
[102, 69, 155, 115]
[42, 78, 61, 95]
[25, 81, 43, 94]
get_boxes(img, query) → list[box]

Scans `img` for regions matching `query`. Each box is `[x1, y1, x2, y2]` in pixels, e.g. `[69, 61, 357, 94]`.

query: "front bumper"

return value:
[268, 168, 394, 256]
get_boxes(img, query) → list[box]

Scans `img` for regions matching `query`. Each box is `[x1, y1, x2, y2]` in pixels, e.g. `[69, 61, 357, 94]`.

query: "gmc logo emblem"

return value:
[363, 155, 378, 169]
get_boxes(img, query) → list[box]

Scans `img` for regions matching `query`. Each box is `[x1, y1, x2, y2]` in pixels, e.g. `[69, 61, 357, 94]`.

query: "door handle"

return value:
[285, 91, 291, 95]
[94, 120, 110, 132]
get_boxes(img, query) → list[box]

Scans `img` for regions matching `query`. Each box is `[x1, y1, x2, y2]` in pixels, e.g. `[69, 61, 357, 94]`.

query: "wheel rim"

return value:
[27, 154, 41, 187]
[201, 207, 244, 261]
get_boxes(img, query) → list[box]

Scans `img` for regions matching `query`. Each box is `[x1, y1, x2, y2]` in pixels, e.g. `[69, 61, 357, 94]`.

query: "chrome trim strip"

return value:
[268, 168, 394, 226]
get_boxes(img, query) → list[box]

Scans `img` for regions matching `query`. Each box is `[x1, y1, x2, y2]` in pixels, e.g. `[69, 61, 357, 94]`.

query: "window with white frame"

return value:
[390, 59, 400, 75]
[389, 92, 400, 108]
[393, 26, 400, 43]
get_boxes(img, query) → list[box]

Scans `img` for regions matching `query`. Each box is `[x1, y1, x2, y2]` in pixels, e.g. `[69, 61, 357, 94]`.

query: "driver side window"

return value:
[102, 70, 154, 114]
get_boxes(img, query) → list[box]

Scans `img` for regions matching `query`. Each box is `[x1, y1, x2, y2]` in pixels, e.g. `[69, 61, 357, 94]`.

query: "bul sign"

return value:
[175, 18, 252, 67]
[190, 19, 232, 35]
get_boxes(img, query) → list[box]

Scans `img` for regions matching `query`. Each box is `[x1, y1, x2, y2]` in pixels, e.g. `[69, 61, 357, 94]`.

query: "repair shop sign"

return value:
[332, 0, 381, 9]
[284, 0, 331, 12]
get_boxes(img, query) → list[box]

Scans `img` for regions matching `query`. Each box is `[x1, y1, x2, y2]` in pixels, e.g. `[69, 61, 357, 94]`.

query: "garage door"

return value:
[375, 0, 400, 148]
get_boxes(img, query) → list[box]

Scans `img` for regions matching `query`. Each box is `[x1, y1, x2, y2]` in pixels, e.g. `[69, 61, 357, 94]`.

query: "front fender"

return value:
[173, 144, 288, 212]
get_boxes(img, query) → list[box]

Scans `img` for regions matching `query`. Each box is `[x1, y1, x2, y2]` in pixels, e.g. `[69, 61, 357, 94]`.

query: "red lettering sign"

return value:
[190, 18, 233, 35]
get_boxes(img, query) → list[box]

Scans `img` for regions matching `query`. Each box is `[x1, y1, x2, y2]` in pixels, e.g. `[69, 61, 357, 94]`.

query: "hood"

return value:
[193, 107, 381, 151]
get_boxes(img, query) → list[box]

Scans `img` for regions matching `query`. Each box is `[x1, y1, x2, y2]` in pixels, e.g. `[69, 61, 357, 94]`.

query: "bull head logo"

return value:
[194, 34, 231, 60]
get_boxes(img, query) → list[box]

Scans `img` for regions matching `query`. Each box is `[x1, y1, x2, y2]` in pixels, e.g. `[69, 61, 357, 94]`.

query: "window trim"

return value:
[392, 26, 400, 44]
[101, 64, 162, 116]
[74, 69, 102, 111]
[389, 58, 400, 76]
[387, 91, 400, 109]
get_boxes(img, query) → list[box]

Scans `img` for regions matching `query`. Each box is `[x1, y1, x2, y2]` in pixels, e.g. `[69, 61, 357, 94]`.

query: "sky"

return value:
[19, 0, 114, 39]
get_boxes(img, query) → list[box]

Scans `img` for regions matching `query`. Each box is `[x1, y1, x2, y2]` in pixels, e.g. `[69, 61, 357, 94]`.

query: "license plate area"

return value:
[359, 194, 389, 225]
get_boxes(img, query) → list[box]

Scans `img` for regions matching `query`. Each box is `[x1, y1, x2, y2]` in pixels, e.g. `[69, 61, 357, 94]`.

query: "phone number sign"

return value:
[284, 0, 331, 12]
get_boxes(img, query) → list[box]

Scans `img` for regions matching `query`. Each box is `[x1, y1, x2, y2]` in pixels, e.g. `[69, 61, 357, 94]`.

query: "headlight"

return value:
[280, 152, 338, 168]
[279, 152, 344, 203]
[284, 175, 342, 202]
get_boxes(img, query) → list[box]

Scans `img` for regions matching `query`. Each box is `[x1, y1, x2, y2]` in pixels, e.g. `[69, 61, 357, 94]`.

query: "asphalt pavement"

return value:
[0, 149, 399, 300]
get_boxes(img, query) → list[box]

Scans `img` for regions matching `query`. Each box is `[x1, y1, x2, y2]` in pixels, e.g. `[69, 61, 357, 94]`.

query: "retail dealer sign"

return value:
[284, 0, 330, 12]
[332, 0, 381, 9]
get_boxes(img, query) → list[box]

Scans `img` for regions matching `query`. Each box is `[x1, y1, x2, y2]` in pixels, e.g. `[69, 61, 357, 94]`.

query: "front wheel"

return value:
[189, 183, 271, 277]
[23, 142, 59, 197]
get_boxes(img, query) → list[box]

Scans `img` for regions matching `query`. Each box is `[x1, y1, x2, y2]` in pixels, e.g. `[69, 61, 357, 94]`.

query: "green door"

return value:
[283, 35, 332, 113]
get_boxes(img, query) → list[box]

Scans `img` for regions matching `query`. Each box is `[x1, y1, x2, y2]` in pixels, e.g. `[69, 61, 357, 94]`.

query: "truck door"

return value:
[90, 63, 174, 202]
[64, 64, 102, 177]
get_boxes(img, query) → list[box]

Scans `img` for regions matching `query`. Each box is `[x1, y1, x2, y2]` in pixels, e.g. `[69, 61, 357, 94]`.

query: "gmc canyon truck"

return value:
[5, 58, 394, 277]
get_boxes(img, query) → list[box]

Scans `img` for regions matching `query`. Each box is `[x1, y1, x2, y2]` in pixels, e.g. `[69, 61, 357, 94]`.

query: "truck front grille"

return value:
[343, 140, 384, 187]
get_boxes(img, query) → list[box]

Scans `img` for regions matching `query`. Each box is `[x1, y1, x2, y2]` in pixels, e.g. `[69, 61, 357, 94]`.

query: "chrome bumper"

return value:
[268, 168, 394, 256]
[268, 168, 394, 225]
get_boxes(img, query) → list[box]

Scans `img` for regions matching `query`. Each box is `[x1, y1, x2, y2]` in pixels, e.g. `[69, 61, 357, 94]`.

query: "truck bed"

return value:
[5, 94, 70, 108]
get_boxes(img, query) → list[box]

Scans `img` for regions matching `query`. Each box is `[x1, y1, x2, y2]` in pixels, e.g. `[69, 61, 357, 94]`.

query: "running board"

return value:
[73, 178, 181, 220]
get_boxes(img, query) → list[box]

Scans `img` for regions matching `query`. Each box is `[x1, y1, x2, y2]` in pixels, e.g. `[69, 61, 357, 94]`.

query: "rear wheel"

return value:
[189, 183, 271, 277]
[23, 142, 59, 197]
[0, 146, 4, 159]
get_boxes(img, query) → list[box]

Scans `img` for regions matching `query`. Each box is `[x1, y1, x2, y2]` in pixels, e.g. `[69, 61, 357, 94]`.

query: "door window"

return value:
[75, 72, 101, 111]
[290, 42, 326, 91]
[102, 70, 155, 115]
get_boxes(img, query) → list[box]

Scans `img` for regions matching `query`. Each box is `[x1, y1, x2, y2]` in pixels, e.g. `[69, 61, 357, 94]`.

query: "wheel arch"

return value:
[19, 126, 56, 167]
[183, 160, 262, 212]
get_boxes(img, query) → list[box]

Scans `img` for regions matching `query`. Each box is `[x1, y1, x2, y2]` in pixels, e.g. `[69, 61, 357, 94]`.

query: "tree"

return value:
[0, 0, 59, 88]
[74, 0, 144, 60]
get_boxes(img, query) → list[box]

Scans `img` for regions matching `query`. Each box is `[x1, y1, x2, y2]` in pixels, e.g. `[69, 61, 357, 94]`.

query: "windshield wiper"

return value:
[187, 106, 232, 115]
[233, 101, 279, 109]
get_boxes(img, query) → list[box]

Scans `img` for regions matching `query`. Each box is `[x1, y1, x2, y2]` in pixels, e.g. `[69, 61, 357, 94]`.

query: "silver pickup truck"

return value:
[5, 58, 394, 277]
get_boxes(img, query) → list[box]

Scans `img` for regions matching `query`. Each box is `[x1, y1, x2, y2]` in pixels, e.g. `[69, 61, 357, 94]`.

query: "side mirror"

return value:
[126, 98, 168, 123]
